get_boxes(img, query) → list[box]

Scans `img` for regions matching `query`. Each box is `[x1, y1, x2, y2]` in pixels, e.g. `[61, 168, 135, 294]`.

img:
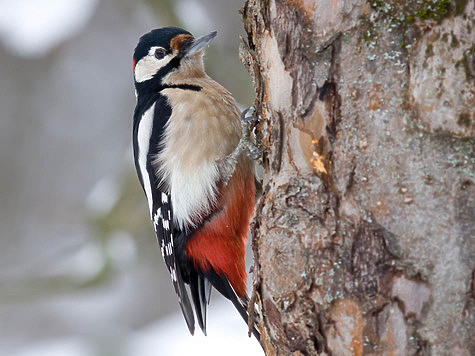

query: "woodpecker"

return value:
[132, 27, 260, 341]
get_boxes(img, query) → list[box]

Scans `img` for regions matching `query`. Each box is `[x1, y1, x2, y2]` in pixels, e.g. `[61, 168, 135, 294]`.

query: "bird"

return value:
[132, 26, 261, 341]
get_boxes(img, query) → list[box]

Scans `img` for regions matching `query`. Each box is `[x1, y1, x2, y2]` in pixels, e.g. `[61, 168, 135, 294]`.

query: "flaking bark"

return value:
[240, 0, 474, 355]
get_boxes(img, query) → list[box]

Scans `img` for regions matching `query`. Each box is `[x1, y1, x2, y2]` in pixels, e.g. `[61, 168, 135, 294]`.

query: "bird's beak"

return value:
[183, 31, 217, 56]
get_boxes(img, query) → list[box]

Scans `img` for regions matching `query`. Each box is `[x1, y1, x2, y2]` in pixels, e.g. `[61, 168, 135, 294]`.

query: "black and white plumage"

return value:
[131, 27, 260, 341]
[132, 69, 201, 333]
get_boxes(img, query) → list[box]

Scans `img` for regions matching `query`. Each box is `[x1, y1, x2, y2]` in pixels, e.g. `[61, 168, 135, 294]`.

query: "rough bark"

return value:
[240, 1, 474, 355]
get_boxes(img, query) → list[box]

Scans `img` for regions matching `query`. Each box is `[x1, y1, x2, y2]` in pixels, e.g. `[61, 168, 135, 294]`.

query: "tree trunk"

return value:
[240, 0, 474, 355]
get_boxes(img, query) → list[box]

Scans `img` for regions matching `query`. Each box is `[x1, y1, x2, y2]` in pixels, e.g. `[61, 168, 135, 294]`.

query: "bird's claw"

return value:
[246, 145, 264, 161]
[240, 107, 261, 124]
[240, 107, 262, 161]
[247, 150, 264, 161]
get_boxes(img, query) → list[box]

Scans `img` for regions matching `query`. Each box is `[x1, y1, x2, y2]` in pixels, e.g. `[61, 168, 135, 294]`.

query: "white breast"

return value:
[155, 132, 220, 230]
[153, 85, 241, 230]
[168, 159, 220, 230]
[154, 108, 232, 229]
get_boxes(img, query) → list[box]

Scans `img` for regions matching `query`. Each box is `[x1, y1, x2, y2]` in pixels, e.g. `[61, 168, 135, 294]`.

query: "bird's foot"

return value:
[219, 107, 263, 185]
[240, 107, 263, 161]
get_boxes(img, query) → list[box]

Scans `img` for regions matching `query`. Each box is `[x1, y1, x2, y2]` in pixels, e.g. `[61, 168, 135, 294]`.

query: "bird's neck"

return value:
[163, 55, 207, 85]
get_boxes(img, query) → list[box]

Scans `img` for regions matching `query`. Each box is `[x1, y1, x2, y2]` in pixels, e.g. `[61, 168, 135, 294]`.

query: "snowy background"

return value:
[0, 0, 260, 355]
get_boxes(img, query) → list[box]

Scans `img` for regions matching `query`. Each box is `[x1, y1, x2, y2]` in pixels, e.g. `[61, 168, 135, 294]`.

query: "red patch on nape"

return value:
[170, 34, 194, 51]
[186, 163, 256, 299]
[132, 58, 136, 72]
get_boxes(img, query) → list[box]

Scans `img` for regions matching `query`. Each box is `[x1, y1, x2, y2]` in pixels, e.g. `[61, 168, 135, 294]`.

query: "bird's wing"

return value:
[134, 96, 200, 334]
[152, 191, 196, 335]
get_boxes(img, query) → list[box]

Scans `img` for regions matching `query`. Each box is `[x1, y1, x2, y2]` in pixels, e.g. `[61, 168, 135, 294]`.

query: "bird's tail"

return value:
[189, 273, 209, 335]
[198, 269, 262, 345]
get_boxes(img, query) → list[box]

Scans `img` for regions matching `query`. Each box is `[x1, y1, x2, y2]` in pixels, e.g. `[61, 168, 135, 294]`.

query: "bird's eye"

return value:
[154, 48, 167, 60]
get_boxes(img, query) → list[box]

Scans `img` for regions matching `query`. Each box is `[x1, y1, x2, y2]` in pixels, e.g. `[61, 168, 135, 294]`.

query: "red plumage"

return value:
[185, 162, 255, 298]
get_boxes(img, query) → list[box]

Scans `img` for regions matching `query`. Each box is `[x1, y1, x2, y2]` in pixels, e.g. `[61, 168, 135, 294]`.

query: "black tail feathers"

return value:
[188, 269, 262, 346]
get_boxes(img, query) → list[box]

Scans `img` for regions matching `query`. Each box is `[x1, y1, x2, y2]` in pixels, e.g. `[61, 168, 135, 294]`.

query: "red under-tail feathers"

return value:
[185, 162, 255, 298]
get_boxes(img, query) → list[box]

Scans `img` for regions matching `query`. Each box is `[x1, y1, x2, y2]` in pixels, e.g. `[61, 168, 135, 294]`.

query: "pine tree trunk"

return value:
[240, 1, 474, 355]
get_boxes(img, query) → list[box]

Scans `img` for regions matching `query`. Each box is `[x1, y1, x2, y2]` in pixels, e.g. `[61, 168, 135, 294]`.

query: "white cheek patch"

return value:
[134, 47, 173, 83]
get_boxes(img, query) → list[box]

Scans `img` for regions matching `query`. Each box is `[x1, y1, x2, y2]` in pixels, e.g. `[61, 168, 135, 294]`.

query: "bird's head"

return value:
[133, 27, 216, 94]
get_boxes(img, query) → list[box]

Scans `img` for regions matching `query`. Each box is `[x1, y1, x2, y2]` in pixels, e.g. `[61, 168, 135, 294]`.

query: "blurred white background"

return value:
[0, 0, 260, 354]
